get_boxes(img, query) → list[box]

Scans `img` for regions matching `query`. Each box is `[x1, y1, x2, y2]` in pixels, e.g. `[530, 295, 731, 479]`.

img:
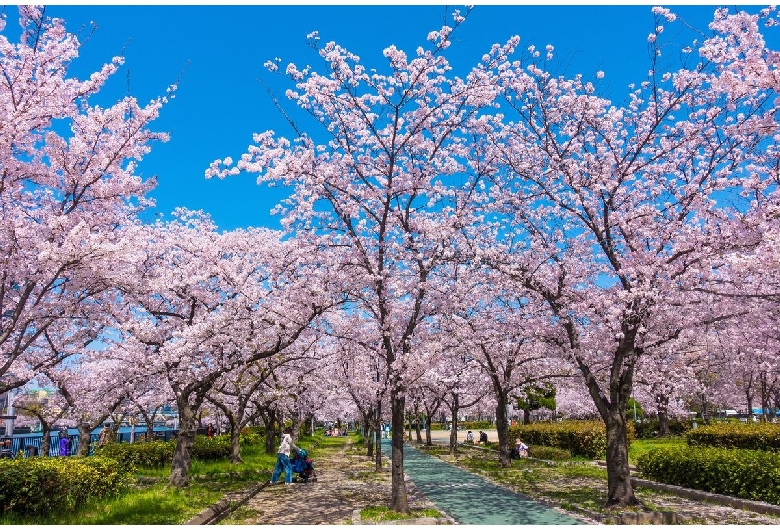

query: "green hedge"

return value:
[459, 421, 494, 430]
[508, 421, 634, 459]
[94, 435, 232, 470]
[637, 446, 780, 504]
[0, 456, 133, 516]
[528, 445, 572, 460]
[238, 430, 264, 446]
[631, 418, 692, 439]
[94, 440, 174, 470]
[429, 422, 494, 431]
[686, 422, 780, 451]
[192, 435, 232, 460]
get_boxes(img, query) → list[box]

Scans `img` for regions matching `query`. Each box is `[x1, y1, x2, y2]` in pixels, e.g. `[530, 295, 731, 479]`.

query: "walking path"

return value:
[386, 440, 584, 524]
[204, 435, 780, 525]
[216, 439, 442, 525]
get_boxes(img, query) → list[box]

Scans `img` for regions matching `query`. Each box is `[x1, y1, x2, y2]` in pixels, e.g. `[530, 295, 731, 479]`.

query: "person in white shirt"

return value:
[270, 428, 300, 486]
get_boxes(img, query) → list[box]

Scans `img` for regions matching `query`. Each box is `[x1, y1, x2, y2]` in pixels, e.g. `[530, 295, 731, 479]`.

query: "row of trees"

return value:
[3, 4, 780, 511]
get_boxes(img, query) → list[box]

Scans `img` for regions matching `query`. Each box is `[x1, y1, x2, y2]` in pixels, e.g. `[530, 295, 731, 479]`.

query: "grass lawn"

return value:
[0, 431, 342, 525]
[359, 505, 443, 522]
[629, 436, 686, 465]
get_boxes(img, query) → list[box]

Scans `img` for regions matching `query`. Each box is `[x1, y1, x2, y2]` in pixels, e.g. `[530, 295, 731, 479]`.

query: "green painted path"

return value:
[382, 440, 583, 525]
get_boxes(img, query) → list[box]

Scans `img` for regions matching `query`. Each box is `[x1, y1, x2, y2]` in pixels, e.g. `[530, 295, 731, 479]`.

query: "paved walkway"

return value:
[382, 440, 584, 525]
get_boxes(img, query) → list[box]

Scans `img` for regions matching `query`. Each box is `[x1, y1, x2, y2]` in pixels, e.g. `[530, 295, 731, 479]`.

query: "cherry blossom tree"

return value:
[207, 360, 278, 463]
[633, 330, 704, 434]
[473, 6, 780, 506]
[407, 363, 447, 447]
[0, 6, 170, 394]
[125, 375, 173, 442]
[45, 354, 129, 456]
[205, 3, 780, 510]
[315, 316, 389, 468]
[112, 212, 336, 487]
[440, 267, 574, 466]
[207, 7, 519, 512]
[12, 378, 70, 456]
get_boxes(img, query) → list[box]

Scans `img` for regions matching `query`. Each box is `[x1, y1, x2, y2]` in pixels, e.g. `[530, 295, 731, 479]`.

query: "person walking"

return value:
[58, 429, 71, 457]
[270, 428, 300, 487]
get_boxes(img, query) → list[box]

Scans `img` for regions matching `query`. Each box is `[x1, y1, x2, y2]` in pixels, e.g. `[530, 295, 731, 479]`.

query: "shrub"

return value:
[459, 421, 494, 430]
[94, 440, 174, 470]
[0, 456, 132, 516]
[637, 446, 780, 505]
[686, 422, 780, 451]
[238, 430, 264, 446]
[93, 434, 230, 470]
[508, 420, 634, 459]
[631, 418, 691, 439]
[192, 435, 231, 460]
[528, 445, 572, 460]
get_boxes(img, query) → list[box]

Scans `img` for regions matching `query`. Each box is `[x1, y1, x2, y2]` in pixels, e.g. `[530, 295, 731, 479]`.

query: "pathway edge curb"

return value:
[630, 477, 780, 517]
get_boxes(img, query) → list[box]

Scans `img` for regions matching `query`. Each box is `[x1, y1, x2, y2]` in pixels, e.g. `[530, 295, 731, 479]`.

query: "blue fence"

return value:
[0, 427, 178, 458]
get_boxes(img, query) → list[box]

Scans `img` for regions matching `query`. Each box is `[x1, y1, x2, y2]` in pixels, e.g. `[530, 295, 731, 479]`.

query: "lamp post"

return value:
[129, 416, 136, 443]
[1, 377, 19, 437]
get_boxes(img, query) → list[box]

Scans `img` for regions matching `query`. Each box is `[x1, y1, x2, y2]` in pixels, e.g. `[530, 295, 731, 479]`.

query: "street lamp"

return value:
[0, 375, 20, 437]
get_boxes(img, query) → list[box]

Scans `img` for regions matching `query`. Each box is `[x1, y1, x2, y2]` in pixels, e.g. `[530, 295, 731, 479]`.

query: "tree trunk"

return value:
[170, 401, 197, 488]
[375, 404, 382, 471]
[264, 411, 277, 454]
[448, 394, 460, 456]
[137, 406, 158, 441]
[700, 393, 710, 423]
[412, 402, 422, 443]
[390, 389, 409, 513]
[424, 415, 432, 446]
[523, 407, 531, 425]
[229, 416, 243, 464]
[604, 406, 638, 507]
[656, 394, 670, 437]
[575, 323, 641, 508]
[363, 409, 374, 458]
[291, 413, 303, 440]
[76, 424, 93, 457]
[495, 392, 511, 467]
[367, 425, 375, 458]
[40, 424, 51, 457]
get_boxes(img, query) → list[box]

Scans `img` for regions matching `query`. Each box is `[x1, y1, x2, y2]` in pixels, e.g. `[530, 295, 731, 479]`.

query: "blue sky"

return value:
[29, 4, 760, 232]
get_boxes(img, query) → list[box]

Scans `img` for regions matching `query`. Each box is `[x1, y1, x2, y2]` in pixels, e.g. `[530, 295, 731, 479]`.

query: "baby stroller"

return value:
[291, 448, 317, 482]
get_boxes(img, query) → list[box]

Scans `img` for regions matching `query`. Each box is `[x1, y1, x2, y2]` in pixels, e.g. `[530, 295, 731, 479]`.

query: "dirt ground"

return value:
[217, 441, 442, 525]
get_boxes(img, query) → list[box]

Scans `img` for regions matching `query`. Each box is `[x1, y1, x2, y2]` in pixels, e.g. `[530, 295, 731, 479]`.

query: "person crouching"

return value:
[511, 438, 529, 459]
